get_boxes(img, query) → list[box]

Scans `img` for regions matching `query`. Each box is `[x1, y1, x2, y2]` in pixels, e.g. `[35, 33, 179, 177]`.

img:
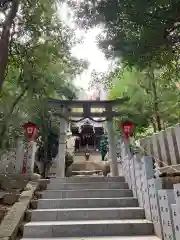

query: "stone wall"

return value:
[0, 149, 17, 174]
[139, 124, 180, 168]
[0, 141, 37, 175]
[0, 136, 75, 176]
[120, 141, 180, 240]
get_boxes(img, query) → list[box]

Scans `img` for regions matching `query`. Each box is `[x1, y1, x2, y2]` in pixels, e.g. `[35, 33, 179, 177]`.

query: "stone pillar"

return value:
[174, 124, 180, 164]
[166, 127, 177, 165]
[27, 141, 37, 174]
[56, 116, 68, 177]
[123, 138, 132, 156]
[152, 134, 163, 167]
[158, 130, 171, 166]
[107, 117, 119, 176]
[15, 140, 25, 173]
[24, 141, 37, 175]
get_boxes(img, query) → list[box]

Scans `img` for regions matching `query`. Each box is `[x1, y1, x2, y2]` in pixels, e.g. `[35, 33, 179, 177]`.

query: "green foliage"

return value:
[109, 65, 180, 137]
[99, 136, 108, 156]
[69, 0, 180, 67]
[0, 0, 86, 151]
[65, 0, 180, 139]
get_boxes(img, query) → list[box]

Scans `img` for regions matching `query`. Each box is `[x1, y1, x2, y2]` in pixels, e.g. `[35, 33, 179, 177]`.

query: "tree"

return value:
[109, 65, 180, 136]
[0, 0, 86, 151]
[67, 0, 180, 67]
[65, 0, 180, 139]
[88, 70, 105, 91]
[0, 0, 87, 89]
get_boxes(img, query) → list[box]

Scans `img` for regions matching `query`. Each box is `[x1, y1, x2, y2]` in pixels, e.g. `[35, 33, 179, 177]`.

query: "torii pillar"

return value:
[106, 106, 119, 176]
[56, 108, 68, 177]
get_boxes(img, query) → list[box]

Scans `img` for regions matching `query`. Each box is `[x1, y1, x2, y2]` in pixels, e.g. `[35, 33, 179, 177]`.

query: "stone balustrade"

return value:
[0, 141, 37, 175]
[120, 141, 180, 240]
[0, 135, 76, 176]
[139, 123, 180, 167]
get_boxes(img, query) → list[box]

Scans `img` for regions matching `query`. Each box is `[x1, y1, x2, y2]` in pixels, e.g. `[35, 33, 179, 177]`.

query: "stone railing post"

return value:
[121, 140, 132, 187]
[174, 124, 180, 164]
[140, 156, 154, 221]
[25, 141, 37, 175]
[166, 127, 179, 165]
[121, 142, 130, 186]
[172, 184, 180, 239]
[148, 178, 163, 238]
[132, 153, 180, 239]
[132, 154, 164, 238]
[158, 189, 176, 240]
[123, 155, 132, 188]
[171, 204, 180, 240]
[129, 154, 137, 198]
[133, 154, 144, 208]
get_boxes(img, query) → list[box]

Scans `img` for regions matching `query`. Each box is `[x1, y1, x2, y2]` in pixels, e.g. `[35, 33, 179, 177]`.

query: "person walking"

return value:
[84, 144, 90, 161]
[99, 135, 108, 161]
[75, 136, 80, 152]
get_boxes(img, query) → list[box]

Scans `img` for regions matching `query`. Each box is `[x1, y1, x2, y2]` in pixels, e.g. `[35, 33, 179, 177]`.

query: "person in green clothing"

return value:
[99, 135, 108, 161]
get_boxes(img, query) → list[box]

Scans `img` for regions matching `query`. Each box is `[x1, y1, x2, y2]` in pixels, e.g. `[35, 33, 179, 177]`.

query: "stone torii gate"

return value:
[48, 97, 129, 177]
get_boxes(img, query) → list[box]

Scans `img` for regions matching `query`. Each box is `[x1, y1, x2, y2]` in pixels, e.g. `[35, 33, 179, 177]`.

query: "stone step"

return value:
[23, 220, 154, 238]
[22, 237, 160, 240]
[71, 170, 103, 175]
[26, 207, 145, 221]
[32, 197, 139, 209]
[47, 182, 129, 190]
[49, 176, 125, 183]
[39, 189, 133, 199]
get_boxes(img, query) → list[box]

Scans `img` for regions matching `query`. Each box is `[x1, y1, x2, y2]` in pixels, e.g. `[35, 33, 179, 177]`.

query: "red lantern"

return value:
[120, 121, 135, 139]
[23, 122, 38, 141]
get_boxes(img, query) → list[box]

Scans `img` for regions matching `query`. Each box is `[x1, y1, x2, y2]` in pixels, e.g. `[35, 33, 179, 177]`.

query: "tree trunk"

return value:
[149, 69, 162, 132]
[40, 107, 49, 179]
[151, 119, 157, 133]
[0, 0, 20, 89]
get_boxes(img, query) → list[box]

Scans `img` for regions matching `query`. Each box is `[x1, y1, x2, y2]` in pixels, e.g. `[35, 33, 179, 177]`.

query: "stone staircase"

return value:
[22, 176, 160, 239]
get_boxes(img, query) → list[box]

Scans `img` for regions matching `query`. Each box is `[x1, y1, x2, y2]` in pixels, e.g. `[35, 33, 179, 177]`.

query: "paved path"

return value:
[74, 153, 101, 163]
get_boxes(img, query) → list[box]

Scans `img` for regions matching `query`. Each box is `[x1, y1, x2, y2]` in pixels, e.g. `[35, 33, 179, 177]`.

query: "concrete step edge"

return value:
[25, 208, 145, 222]
[28, 207, 144, 212]
[51, 177, 124, 179]
[47, 183, 127, 187]
[23, 220, 154, 237]
[22, 237, 160, 240]
[49, 177, 125, 182]
[41, 189, 132, 192]
[30, 198, 138, 209]
[25, 219, 152, 226]
[35, 197, 137, 200]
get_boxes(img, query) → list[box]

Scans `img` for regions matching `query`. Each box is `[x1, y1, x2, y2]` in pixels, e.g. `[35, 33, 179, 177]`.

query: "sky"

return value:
[58, 2, 110, 90]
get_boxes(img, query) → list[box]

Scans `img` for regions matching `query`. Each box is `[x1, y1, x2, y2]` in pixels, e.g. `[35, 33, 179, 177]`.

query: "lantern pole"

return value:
[22, 122, 38, 175]
[120, 121, 135, 157]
